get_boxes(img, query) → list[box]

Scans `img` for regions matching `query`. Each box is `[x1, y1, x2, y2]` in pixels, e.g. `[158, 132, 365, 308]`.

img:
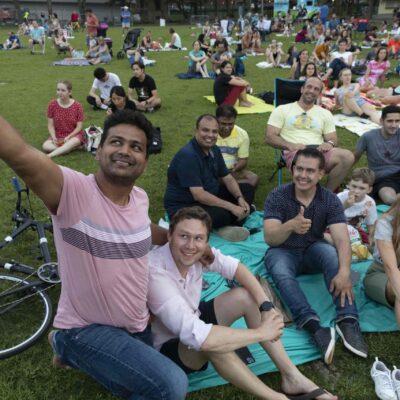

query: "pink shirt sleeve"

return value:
[148, 270, 213, 351]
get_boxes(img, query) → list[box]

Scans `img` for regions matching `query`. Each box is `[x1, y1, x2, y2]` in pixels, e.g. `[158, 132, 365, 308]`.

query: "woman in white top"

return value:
[169, 28, 182, 49]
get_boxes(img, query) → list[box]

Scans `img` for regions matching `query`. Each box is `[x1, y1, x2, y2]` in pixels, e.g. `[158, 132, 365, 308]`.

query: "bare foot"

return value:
[281, 371, 338, 400]
[239, 101, 254, 107]
[48, 331, 71, 370]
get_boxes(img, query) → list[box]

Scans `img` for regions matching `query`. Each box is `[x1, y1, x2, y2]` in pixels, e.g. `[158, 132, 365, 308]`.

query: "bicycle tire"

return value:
[0, 273, 53, 359]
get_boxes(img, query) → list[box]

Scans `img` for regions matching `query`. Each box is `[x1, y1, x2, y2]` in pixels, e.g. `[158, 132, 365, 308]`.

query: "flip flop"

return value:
[285, 387, 329, 400]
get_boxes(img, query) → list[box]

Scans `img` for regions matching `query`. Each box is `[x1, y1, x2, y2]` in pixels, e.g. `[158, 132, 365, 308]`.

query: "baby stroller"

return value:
[117, 28, 142, 59]
[97, 22, 109, 37]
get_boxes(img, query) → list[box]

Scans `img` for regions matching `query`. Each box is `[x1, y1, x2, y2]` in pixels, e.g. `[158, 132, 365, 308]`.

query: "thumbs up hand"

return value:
[291, 206, 312, 235]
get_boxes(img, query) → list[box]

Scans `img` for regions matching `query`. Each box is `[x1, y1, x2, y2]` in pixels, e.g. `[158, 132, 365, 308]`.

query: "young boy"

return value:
[337, 167, 378, 250]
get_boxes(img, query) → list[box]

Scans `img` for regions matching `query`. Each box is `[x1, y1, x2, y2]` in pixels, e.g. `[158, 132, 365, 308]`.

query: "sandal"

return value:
[285, 387, 329, 400]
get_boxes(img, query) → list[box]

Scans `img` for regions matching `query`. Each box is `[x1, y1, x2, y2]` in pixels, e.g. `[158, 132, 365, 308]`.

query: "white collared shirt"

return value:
[148, 243, 238, 351]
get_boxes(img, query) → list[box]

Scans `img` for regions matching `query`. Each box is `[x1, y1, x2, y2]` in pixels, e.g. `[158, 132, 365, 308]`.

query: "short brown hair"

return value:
[169, 207, 212, 238]
[350, 167, 375, 186]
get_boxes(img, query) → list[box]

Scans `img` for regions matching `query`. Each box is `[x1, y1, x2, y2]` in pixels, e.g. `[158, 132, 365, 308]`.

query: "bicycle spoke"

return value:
[0, 274, 52, 359]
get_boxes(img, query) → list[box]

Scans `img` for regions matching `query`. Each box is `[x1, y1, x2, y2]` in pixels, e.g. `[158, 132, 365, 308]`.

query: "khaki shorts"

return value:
[363, 261, 393, 308]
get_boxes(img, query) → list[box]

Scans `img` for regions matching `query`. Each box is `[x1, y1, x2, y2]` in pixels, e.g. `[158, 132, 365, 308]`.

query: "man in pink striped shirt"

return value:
[0, 111, 188, 400]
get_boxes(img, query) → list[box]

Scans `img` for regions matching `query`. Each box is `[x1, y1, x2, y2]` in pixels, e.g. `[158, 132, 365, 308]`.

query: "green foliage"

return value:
[0, 24, 398, 400]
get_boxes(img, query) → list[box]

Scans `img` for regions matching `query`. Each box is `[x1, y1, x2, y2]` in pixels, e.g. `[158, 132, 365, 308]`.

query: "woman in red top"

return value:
[42, 80, 85, 158]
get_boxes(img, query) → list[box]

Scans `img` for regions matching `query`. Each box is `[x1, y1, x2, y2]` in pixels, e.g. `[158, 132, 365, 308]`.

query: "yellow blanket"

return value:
[204, 95, 274, 114]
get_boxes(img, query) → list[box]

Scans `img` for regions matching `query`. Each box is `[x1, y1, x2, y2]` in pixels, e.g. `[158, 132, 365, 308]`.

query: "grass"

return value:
[0, 24, 399, 399]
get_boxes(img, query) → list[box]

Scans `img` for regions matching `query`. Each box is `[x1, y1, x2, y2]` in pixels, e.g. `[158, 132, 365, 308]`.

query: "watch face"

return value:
[260, 301, 274, 312]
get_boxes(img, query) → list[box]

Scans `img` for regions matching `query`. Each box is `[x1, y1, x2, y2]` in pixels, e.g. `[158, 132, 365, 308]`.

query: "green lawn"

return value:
[0, 24, 399, 399]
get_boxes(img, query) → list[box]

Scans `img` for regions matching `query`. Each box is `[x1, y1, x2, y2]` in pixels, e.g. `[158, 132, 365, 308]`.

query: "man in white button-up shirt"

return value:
[148, 206, 337, 400]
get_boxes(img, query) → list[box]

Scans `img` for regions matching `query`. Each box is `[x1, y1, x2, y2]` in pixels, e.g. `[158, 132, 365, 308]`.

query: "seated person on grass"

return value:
[265, 40, 285, 67]
[86, 67, 121, 110]
[164, 114, 255, 241]
[4, 31, 20, 49]
[367, 86, 400, 106]
[188, 40, 209, 78]
[216, 105, 259, 188]
[88, 36, 112, 65]
[264, 147, 368, 365]
[354, 105, 400, 205]
[265, 77, 354, 191]
[168, 28, 182, 49]
[214, 61, 253, 108]
[53, 29, 74, 54]
[324, 167, 377, 251]
[334, 68, 381, 125]
[363, 196, 400, 325]
[128, 62, 161, 112]
[148, 206, 338, 400]
[42, 80, 85, 158]
[106, 86, 136, 115]
[321, 39, 353, 89]
[210, 40, 232, 72]
[312, 37, 332, 65]
[358, 47, 390, 93]
[28, 20, 45, 52]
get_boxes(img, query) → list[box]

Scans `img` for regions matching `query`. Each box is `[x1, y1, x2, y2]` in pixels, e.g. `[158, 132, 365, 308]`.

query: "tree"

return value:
[12, 0, 21, 23]
[47, 0, 52, 17]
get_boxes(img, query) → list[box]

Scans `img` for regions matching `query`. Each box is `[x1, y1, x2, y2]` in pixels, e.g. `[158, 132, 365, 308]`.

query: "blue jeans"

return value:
[52, 324, 188, 400]
[264, 241, 358, 328]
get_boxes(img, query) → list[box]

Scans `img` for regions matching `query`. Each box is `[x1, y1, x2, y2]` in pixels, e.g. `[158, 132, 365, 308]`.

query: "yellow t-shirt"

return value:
[217, 125, 249, 170]
[267, 102, 335, 146]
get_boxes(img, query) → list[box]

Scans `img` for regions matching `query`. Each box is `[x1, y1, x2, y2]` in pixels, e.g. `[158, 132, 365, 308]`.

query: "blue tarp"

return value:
[188, 206, 397, 391]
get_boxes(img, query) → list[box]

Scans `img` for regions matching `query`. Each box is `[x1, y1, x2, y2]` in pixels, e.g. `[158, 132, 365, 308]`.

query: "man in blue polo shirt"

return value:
[164, 114, 255, 241]
[263, 147, 367, 365]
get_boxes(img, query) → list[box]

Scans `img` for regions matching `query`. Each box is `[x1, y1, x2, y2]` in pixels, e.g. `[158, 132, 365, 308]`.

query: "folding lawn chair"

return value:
[268, 78, 303, 185]
[31, 39, 45, 55]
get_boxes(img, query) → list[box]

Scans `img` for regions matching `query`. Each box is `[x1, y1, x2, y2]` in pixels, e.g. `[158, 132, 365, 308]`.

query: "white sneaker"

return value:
[391, 366, 400, 399]
[370, 357, 397, 400]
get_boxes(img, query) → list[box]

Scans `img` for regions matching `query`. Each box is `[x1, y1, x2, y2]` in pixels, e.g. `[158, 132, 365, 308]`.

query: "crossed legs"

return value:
[42, 137, 82, 158]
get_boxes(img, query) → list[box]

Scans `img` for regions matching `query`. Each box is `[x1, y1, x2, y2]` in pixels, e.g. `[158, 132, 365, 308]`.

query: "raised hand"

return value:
[291, 206, 312, 235]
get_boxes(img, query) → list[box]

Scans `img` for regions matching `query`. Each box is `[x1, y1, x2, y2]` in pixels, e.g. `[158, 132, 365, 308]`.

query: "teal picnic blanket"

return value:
[188, 205, 397, 392]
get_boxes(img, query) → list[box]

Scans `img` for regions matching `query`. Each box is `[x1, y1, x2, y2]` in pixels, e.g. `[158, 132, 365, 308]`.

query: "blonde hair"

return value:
[387, 195, 400, 262]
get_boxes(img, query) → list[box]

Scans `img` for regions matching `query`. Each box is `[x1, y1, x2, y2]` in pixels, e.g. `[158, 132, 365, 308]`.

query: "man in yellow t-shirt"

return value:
[265, 77, 354, 191]
[216, 105, 259, 188]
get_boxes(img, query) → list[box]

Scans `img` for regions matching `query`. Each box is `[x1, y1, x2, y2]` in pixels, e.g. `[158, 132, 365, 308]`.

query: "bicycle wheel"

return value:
[0, 273, 53, 359]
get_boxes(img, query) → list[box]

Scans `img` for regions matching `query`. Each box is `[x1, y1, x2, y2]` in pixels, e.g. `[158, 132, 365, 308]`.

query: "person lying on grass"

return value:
[148, 206, 338, 400]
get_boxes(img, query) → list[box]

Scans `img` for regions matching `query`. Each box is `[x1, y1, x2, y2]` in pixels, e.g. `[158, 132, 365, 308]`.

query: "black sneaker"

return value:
[311, 327, 336, 364]
[336, 320, 368, 358]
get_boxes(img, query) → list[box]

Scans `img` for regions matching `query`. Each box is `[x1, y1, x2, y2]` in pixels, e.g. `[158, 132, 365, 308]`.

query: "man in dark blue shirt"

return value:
[263, 147, 367, 365]
[164, 114, 255, 240]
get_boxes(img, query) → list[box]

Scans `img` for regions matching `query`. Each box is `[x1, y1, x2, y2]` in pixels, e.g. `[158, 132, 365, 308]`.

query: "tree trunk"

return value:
[13, 0, 21, 23]
[77, 0, 87, 22]
[366, 0, 374, 20]
[47, 0, 52, 17]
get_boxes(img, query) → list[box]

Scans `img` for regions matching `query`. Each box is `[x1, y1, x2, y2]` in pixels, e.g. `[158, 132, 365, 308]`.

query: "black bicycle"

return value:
[0, 177, 60, 359]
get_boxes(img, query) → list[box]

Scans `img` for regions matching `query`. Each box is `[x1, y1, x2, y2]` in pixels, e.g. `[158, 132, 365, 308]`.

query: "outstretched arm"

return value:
[0, 117, 63, 214]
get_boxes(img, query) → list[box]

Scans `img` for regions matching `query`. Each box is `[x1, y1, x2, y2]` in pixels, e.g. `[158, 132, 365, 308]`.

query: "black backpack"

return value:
[149, 126, 162, 154]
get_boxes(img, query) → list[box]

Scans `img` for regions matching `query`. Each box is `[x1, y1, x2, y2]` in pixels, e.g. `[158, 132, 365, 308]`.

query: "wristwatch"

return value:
[259, 301, 275, 313]
[326, 140, 335, 147]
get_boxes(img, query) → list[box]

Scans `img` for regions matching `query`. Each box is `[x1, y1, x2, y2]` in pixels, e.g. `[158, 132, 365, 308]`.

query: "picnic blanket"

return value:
[334, 114, 381, 136]
[204, 95, 274, 114]
[177, 71, 217, 80]
[52, 59, 91, 66]
[188, 205, 397, 392]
